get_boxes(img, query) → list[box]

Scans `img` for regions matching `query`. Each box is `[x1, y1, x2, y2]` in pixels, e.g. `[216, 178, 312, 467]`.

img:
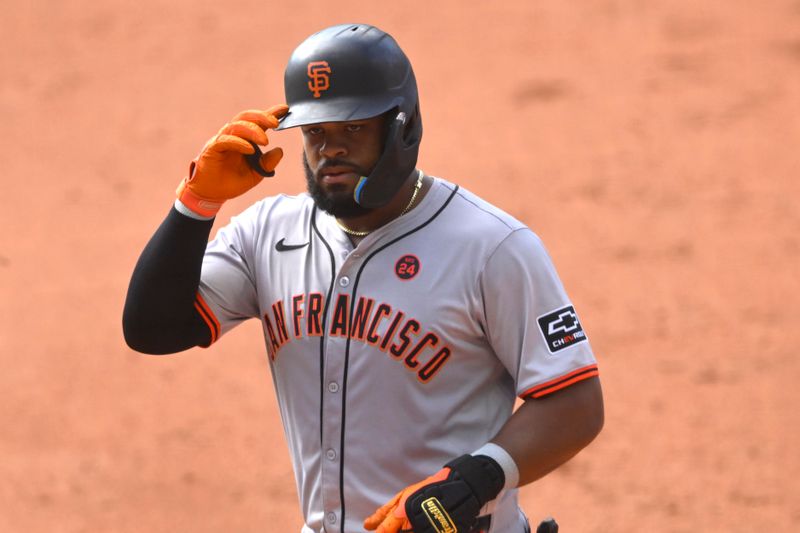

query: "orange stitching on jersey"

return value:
[262, 312, 280, 359]
[379, 309, 404, 352]
[365, 303, 391, 347]
[272, 300, 290, 345]
[194, 293, 220, 344]
[291, 294, 305, 338]
[306, 292, 325, 337]
[521, 364, 599, 399]
[351, 296, 376, 341]
[330, 293, 351, 338]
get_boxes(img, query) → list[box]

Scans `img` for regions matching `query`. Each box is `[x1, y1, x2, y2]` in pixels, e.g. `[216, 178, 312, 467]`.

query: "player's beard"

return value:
[303, 153, 374, 218]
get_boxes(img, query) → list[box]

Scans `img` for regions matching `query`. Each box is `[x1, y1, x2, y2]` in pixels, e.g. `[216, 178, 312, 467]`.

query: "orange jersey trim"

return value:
[194, 293, 221, 345]
[520, 364, 599, 399]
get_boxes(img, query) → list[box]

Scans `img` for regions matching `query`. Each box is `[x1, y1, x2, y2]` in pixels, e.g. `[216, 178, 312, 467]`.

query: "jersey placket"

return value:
[320, 247, 361, 532]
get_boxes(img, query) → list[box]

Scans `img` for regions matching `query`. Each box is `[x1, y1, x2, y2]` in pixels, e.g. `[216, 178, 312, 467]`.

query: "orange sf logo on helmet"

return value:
[307, 61, 331, 98]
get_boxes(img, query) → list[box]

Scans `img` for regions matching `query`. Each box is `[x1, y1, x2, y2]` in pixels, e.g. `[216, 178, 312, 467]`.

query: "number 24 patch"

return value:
[395, 254, 420, 280]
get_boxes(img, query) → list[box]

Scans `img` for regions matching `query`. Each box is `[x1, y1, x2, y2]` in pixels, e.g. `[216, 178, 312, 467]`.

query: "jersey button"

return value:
[326, 449, 337, 461]
[327, 512, 337, 524]
[328, 382, 339, 393]
[339, 276, 350, 287]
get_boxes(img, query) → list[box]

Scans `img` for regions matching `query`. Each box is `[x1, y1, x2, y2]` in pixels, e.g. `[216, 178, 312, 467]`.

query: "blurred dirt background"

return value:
[1, 1, 799, 531]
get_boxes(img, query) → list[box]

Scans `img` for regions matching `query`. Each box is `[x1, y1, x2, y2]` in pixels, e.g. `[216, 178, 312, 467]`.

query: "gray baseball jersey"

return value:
[196, 177, 599, 532]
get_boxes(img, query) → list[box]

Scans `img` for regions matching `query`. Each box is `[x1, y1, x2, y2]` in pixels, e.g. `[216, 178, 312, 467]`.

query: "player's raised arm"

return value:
[122, 106, 288, 354]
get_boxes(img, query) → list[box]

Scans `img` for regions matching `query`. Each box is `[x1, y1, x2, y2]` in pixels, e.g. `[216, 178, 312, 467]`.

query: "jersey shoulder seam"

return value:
[476, 226, 534, 351]
[443, 184, 520, 232]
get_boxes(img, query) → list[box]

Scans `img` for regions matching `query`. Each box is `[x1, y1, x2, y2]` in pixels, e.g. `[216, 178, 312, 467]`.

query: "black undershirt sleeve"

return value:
[122, 207, 215, 354]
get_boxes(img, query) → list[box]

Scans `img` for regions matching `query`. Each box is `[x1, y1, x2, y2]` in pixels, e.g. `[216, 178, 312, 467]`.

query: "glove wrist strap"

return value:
[471, 442, 520, 491]
[445, 454, 505, 507]
[176, 176, 223, 218]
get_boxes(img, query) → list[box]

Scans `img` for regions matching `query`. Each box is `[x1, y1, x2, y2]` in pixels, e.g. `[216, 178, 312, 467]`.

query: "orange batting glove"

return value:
[364, 468, 451, 533]
[176, 104, 289, 217]
[364, 455, 505, 533]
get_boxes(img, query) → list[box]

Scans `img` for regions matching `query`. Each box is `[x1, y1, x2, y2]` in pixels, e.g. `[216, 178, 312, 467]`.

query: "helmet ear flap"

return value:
[354, 110, 420, 208]
[402, 103, 423, 147]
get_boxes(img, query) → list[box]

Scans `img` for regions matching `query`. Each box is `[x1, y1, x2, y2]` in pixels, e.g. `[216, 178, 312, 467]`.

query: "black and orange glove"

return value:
[176, 105, 289, 217]
[364, 455, 505, 533]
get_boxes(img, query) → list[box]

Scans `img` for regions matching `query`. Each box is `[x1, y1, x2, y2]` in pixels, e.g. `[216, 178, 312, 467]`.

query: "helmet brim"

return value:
[276, 96, 400, 130]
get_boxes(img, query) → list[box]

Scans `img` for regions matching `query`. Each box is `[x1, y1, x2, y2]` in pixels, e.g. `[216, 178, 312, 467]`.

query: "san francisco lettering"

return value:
[262, 293, 453, 383]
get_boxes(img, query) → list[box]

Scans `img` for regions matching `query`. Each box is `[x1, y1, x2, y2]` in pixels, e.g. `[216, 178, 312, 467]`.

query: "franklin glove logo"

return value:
[421, 497, 457, 533]
[307, 61, 331, 98]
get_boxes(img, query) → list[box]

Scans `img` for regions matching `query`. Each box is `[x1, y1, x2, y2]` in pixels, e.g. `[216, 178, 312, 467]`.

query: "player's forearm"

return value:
[122, 207, 214, 354]
[491, 377, 604, 486]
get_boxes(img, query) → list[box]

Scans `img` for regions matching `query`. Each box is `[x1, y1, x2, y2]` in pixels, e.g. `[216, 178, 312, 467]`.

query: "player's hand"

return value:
[176, 104, 289, 217]
[364, 468, 450, 533]
[363, 455, 505, 533]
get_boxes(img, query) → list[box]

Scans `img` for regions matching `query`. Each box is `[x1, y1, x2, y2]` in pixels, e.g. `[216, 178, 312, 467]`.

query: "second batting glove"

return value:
[364, 454, 505, 533]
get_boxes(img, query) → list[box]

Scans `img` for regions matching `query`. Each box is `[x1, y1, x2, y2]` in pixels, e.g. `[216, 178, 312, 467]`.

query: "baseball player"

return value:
[123, 24, 603, 533]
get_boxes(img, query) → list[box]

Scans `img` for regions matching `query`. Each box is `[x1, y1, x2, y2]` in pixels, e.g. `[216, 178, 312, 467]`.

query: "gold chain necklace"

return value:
[336, 170, 424, 237]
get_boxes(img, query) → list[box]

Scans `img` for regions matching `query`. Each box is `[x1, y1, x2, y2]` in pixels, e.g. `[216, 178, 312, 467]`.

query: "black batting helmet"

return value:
[277, 23, 422, 208]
